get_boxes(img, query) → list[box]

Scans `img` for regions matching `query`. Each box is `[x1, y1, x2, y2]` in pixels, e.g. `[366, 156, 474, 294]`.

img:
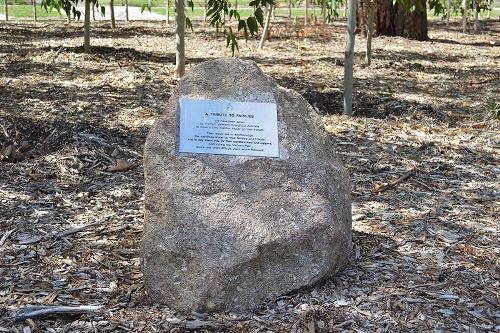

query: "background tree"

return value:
[344, 0, 356, 116]
[110, 0, 116, 28]
[462, 0, 467, 32]
[166, 0, 170, 24]
[175, 0, 185, 77]
[258, 3, 272, 48]
[205, 0, 272, 53]
[305, 0, 309, 24]
[33, 0, 37, 21]
[41, 0, 105, 53]
[3, 0, 8, 21]
[365, 0, 374, 65]
[446, 0, 450, 28]
[84, 0, 91, 51]
[358, 0, 428, 40]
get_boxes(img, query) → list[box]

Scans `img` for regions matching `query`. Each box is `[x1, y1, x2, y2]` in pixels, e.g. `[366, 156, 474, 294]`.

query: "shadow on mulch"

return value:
[275, 76, 450, 123]
[1, 112, 145, 145]
[430, 18, 500, 33]
[0, 23, 174, 42]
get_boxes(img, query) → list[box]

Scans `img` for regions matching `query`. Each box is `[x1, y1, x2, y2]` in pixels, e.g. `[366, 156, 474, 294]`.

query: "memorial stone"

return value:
[142, 58, 352, 312]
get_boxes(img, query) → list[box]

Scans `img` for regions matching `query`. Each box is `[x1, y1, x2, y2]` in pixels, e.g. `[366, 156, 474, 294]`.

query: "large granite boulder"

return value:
[142, 58, 351, 312]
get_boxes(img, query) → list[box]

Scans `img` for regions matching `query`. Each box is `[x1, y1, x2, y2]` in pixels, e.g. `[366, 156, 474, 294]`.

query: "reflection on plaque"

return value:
[178, 98, 279, 157]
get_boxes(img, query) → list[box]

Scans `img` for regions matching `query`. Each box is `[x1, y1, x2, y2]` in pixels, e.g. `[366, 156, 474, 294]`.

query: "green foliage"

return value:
[186, 16, 193, 30]
[140, 2, 151, 12]
[490, 101, 500, 119]
[206, 0, 273, 55]
[40, 0, 105, 18]
[428, 0, 493, 18]
[428, 0, 445, 16]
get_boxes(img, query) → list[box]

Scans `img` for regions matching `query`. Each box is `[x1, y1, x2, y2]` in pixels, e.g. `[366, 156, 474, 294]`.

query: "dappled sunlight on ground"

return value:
[0, 19, 498, 332]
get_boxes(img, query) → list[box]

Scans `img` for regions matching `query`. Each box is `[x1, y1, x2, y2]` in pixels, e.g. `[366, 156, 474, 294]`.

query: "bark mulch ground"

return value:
[0, 18, 499, 332]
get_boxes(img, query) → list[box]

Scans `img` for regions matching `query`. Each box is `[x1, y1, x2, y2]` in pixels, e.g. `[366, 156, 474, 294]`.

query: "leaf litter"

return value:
[0, 18, 498, 332]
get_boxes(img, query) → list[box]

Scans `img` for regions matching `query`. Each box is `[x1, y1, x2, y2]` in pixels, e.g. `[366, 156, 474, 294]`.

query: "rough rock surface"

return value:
[142, 58, 352, 312]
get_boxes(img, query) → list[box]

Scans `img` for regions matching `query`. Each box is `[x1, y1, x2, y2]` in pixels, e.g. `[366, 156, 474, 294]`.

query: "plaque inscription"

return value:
[179, 98, 279, 157]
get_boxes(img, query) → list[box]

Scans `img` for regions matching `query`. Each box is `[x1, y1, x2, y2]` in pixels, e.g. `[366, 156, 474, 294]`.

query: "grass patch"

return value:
[0, 4, 66, 17]
[153, 7, 341, 17]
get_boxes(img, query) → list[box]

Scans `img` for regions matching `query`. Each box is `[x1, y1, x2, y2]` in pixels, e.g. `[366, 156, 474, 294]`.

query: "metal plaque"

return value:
[179, 98, 279, 157]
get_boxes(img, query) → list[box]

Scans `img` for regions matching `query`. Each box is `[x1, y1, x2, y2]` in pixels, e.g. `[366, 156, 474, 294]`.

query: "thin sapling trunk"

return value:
[365, 0, 374, 66]
[3, 0, 8, 21]
[322, 0, 326, 22]
[32, 0, 37, 21]
[84, 0, 91, 53]
[166, 0, 170, 24]
[258, 4, 273, 49]
[473, 0, 479, 31]
[462, 0, 467, 32]
[110, 0, 116, 28]
[343, 0, 356, 116]
[175, 0, 185, 78]
[305, 0, 308, 25]
[446, 0, 450, 28]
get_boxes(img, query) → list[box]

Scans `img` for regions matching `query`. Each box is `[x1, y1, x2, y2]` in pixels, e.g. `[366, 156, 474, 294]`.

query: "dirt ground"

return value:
[0, 17, 499, 332]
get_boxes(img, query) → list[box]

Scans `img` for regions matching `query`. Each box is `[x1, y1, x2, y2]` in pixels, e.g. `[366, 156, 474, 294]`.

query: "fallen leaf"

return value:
[106, 160, 137, 172]
[18, 141, 31, 153]
[1, 144, 13, 160]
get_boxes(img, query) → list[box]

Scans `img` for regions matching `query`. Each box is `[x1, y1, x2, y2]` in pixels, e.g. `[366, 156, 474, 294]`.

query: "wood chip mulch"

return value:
[0, 18, 498, 332]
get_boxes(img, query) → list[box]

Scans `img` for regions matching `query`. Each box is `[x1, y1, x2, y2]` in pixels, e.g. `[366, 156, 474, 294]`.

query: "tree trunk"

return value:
[446, 0, 450, 29]
[344, 0, 357, 116]
[32, 0, 37, 21]
[166, 0, 170, 24]
[258, 4, 273, 49]
[84, 0, 91, 53]
[3, 0, 7, 21]
[305, 0, 308, 25]
[370, 0, 428, 41]
[125, 0, 129, 21]
[288, 0, 291, 18]
[92, 4, 95, 20]
[110, 0, 116, 28]
[365, 0, 374, 66]
[357, 0, 368, 36]
[473, 0, 479, 31]
[204, 0, 207, 21]
[462, 0, 467, 32]
[67, 12, 71, 24]
[235, 0, 237, 10]
[175, 0, 185, 78]
[322, 0, 326, 22]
